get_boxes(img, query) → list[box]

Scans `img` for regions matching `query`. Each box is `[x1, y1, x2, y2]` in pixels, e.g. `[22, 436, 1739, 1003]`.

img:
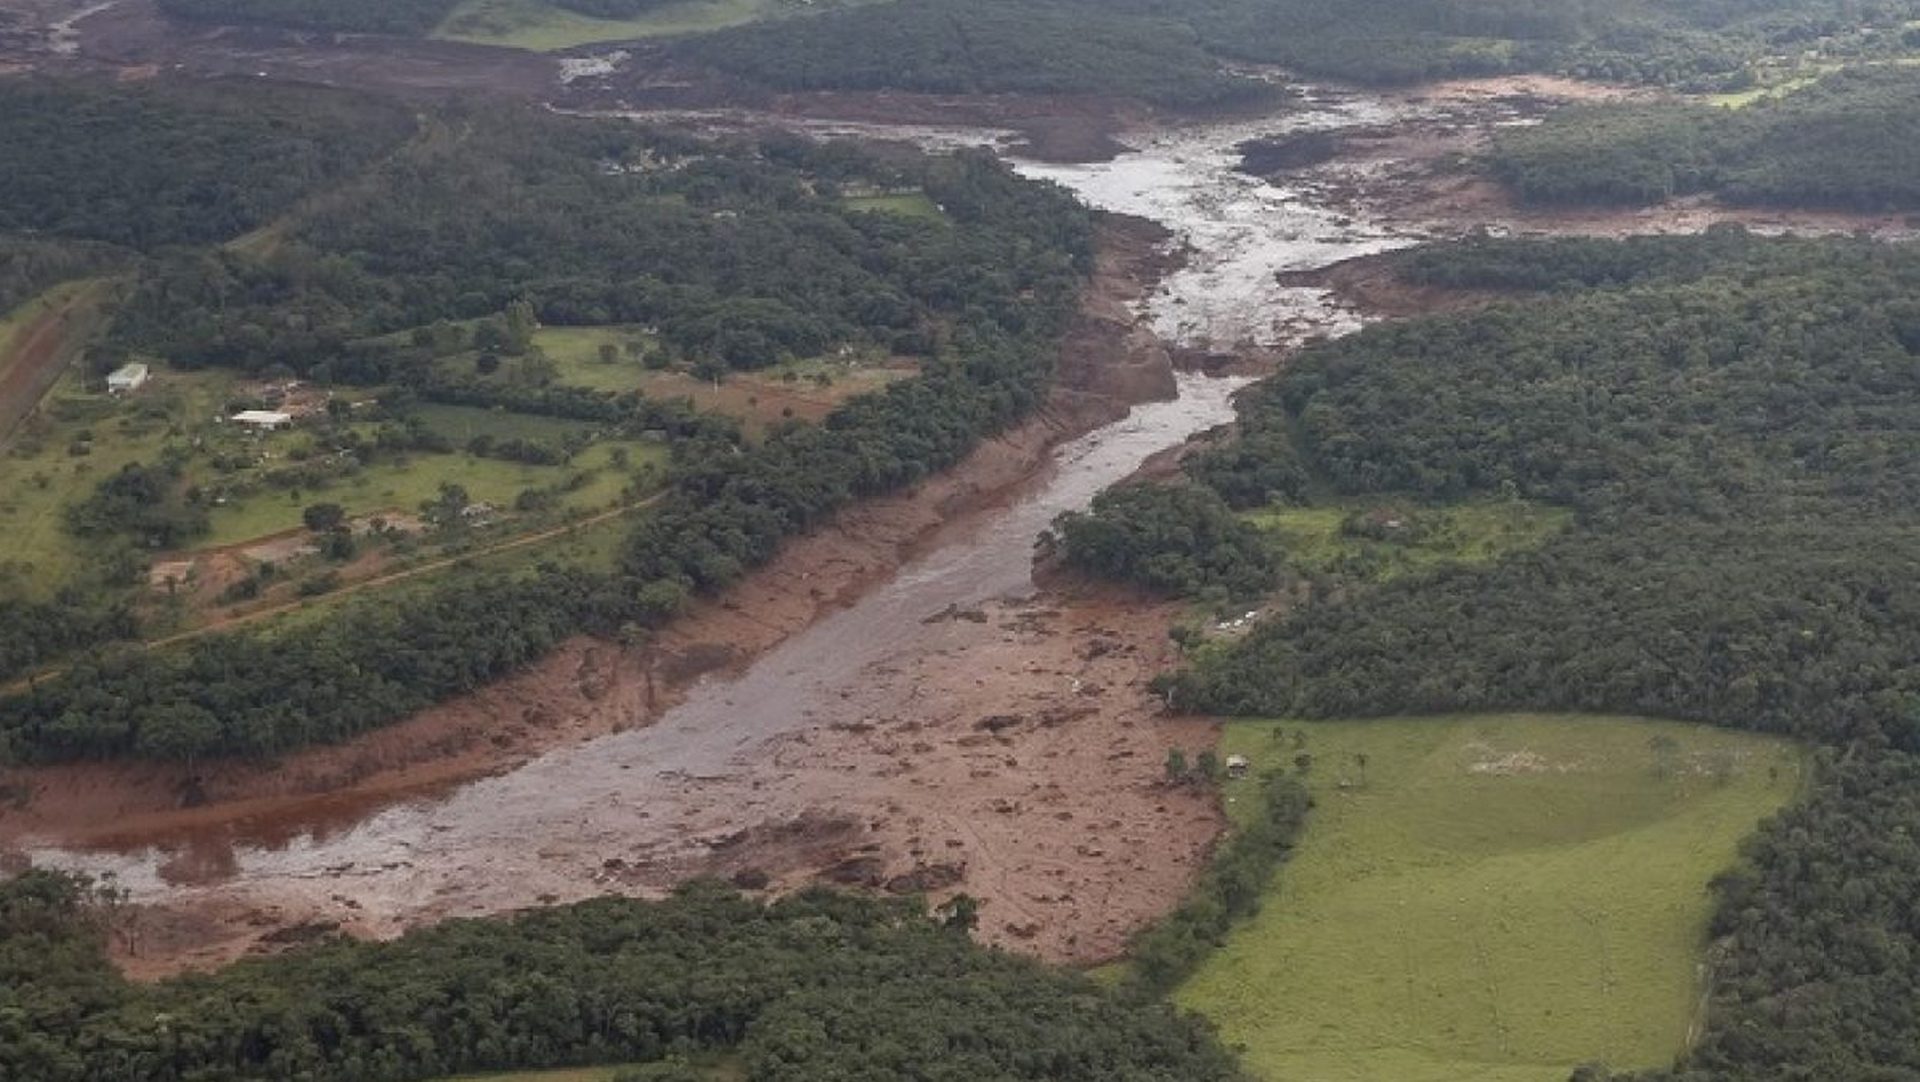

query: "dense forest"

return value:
[106, 111, 1085, 379]
[156, 0, 683, 33]
[1091, 232, 1920, 1077]
[0, 237, 125, 316]
[673, 0, 1264, 109]
[1492, 66, 1920, 208]
[156, 0, 463, 34]
[0, 80, 412, 250]
[0, 873, 1246, 1081]
[0, 93, 1092, 763]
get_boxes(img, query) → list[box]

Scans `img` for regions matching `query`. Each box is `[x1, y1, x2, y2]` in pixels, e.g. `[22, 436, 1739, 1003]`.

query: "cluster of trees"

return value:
[1492, 66, 1920, 208]
[0, 79, 411, 250]
[1050, 483, 1279, 601]
[1111, 232, 1920, 1076]
[0, 100, 1091, 764]
[0, 237, 124, 315]
[155, 0, 464, 34]
[0, 874, 1247, 1081]
[675, 0, 1265, 109]
[62, 460, 210, 551]
[106, 111, 1083, 381]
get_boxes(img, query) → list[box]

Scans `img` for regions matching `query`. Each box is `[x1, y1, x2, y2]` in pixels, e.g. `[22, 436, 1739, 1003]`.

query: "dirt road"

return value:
[0, 283, 105, 448]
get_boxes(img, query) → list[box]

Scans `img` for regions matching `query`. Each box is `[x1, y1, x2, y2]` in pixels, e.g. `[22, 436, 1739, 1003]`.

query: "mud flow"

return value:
[23, 82, 1483, 971]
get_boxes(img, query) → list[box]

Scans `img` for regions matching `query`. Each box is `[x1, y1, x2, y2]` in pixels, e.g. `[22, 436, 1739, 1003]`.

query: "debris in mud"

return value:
[885, 863, 965, 894]
[250, 920, 342, 952]
[924, 603, 990, 624]
[1237, 131, 1345, 175]
[976, 714, 1025, 734]
[822, 855, 888, 886]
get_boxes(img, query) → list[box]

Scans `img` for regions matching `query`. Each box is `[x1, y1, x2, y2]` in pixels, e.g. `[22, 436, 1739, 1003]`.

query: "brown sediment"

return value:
[1275, 252, 1512, 320]
[0, 213, 1180, 867]
[1308, 76, 1918, 240]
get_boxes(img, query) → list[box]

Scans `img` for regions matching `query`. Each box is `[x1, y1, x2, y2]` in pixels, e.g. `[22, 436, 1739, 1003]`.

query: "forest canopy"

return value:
[0, 79, 412, 250]
[0, 874, 1247, 1082]
[1491, 66, 1920, 208]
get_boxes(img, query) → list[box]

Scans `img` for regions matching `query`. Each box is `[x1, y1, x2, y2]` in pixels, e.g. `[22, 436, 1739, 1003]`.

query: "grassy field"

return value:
[0, 367, 232, 589]
[843, 191, 944, 220]
[1180, 714, 1803, 1082]
[532, 325, 656, 392]
[201, 436, 664, 547]
[436, 0, 809, 50]
[1247, 497, 1571, 582]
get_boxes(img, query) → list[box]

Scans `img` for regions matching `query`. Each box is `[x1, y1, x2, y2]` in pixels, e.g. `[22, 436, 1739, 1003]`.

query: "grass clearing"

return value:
[533, 325, 657, 393]
[842, 191, 944, 220]
[1179, 714, 1803, 1082]
[436, 0, 812, 50]
[1247, 497, 1571, 582]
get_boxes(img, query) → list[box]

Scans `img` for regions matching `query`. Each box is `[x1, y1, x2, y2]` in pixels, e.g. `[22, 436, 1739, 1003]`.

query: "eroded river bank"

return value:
[7, 75, 1759, 975]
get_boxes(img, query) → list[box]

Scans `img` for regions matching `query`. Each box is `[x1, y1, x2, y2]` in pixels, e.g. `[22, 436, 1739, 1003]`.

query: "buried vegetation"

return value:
[1179, 714, 1802, 1082]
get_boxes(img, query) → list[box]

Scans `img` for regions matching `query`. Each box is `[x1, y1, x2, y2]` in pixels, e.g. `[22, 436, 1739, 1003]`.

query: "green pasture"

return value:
[842, 191, 944, 220]
[201, 436, 664, 546]
[532, 325, 657, 392]
[1180, 714, 1803, 1082]
[0, 367, 232, 591]
[1247, 497, 1571, 582]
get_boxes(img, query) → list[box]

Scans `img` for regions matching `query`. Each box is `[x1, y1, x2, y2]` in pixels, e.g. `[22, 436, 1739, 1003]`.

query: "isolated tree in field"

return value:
[423, 482, 470, 529]
[1354, 751, 1370, 786]
[302, 502, 346, 533]
[504, 298, 538, 355]
[1165, 747, 1189, 784]
[598, 342, 620, 365]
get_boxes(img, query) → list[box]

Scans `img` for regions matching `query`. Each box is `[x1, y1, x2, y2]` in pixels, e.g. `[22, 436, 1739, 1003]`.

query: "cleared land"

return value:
[1180, 714, 1802, 1082]
[1247, 497, 1571, 583]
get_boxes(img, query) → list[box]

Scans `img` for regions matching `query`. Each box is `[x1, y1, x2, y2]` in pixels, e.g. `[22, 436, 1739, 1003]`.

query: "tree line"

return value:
[0, 873, 1247, 1081]
[0, 79, 412, 251]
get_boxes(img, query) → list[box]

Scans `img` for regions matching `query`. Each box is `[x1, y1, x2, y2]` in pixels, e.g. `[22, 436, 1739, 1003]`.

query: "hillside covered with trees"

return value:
[0, 83, 1092, 764]
[1492, 66, 1920, 208]
[0, 873, 1246, 1081]
[1076, 232, 1920, 1078]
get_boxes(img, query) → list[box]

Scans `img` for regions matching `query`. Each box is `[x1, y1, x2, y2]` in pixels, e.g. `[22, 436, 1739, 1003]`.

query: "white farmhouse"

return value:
[106, 362, 150, 394]
[230, 409, 293, 431]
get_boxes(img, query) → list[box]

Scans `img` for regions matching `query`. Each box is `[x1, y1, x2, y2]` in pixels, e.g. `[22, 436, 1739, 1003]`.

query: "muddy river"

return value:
[34, 85, 1441, 942]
